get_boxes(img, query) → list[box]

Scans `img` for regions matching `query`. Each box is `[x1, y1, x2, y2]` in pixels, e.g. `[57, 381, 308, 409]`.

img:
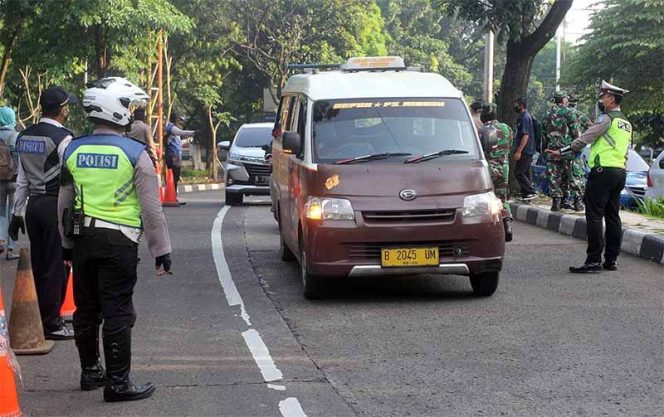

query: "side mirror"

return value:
[218, 141, 231, 150]
[283, 131, 301, 155]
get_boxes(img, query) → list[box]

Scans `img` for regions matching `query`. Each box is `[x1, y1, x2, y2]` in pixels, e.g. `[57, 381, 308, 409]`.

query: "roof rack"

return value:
[287, 63, 342, 74]
[287, 57, 422, 74]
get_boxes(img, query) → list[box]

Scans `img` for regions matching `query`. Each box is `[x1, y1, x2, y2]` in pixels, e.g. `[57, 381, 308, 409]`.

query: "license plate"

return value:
[254, 175, 269, 185]
[381, 247, 439, 267]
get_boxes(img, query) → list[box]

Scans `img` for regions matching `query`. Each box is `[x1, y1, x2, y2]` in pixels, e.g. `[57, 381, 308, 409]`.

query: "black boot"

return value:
[103, 327, 155, 402]
[561, 196, 573, 210]
[573, 197, 585, 212]
[75, 326, 106, 391]
[569, 263, 602, 273]
[550, 198, 561, 212]
[503, 217, 513, 242]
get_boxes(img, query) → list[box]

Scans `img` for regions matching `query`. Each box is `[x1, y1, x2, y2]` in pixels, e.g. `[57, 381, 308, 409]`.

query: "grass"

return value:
[181, 169, 208, 178]
[636, 197, 664, 219]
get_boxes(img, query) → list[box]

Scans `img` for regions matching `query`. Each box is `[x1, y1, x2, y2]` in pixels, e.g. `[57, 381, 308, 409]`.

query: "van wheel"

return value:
[225, 191, 243, 206]
[469, 271, 499, 297]
[300, 251, 324, 299]
[279, 223, 296, 262]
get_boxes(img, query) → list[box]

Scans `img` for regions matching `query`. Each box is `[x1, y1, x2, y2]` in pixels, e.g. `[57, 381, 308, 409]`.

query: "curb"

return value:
[509, 202, 664, 265]
[178, 183, 224, 193]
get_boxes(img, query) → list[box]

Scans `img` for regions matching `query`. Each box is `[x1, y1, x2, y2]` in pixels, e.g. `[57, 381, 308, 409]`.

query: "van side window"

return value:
[297, 96, 307, 138]
[276, 96, 294, 142]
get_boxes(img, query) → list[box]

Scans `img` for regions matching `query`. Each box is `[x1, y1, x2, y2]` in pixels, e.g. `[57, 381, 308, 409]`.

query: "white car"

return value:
[645, 150, 664, 199]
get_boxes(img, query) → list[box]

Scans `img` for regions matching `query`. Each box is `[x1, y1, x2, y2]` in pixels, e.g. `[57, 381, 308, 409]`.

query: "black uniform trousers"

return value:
[72, 227, 138, 335]
[25, 195, 67, 333]
[584, 167, 626, 264]
[514, 154, 536, 196]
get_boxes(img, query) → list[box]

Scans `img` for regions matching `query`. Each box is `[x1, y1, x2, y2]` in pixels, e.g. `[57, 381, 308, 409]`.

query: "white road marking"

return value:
[279, 398, 308, 417]
[211, 205, 308, 417]
[242, 329, 283, 382]
[211, 206, 251, 326]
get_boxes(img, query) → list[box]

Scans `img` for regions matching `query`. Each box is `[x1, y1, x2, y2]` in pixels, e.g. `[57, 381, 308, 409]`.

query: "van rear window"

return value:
[312, 98, 478, 163]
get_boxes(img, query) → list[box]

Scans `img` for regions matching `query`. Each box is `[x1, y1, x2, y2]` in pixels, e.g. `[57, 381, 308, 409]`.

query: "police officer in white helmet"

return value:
[58, 77, 172, 402]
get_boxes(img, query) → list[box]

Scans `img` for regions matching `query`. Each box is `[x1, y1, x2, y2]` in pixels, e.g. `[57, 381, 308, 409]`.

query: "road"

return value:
[6, 190, 663, 417]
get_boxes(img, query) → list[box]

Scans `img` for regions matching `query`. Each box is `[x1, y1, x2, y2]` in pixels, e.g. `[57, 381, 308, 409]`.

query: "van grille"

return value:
[346, 241, 470, 261]
[244, 162, 271, 176]
[362, 209, 456, 223]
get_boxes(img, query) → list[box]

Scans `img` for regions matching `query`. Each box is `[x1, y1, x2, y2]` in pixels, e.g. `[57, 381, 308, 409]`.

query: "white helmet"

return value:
[82, 77, 149, 127]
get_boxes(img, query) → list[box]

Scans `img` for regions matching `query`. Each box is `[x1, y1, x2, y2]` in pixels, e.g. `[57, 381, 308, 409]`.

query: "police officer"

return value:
[58, 78, 172, 401]
[8, 86, 76, 340]
[547, 81, 631, 273]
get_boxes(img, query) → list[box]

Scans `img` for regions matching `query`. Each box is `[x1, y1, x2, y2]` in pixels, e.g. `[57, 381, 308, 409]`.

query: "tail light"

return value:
[647, 169, 653, 187]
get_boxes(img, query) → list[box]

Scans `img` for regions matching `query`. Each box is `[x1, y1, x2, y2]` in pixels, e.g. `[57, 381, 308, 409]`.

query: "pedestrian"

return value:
[480, 103, 514, 241]
[512, 97, 537, 200]
[8, 87, 76, 340]
[547, 80, 632, 273]
[0, 106, 19, 260]
[58, 77, 172, 401]
[469, 100, 484, 133]
[541, 91, 583, 212]
[125, 107, 157, 164]
[164, 113, 195, 197]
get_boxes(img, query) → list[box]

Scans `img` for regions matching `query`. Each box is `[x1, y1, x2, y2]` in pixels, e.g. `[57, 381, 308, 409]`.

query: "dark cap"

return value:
[568, 94, 578, 103]
[39, 86, 77, 111]
[469, 100, 482, 112]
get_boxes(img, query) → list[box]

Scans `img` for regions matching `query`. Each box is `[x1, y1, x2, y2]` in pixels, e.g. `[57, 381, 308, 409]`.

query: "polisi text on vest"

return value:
[76, 153, 119, 169]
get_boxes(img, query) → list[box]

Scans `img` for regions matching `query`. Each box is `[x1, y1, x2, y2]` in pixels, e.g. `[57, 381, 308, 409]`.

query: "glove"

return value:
[156, 253, 172, 276]
[8, 215, 25, 241]
[63, 248, 73, 262]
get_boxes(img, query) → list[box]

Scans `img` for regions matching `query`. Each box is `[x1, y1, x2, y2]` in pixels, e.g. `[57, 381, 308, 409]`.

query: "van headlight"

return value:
[304, 197, 355, 221]
[461, 192, 502, 224]
[228, 152, 242, 162]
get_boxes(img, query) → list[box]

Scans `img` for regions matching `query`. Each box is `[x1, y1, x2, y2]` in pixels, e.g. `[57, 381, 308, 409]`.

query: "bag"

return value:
[532, 116, 543, 153]
[0, 138, 15, 180]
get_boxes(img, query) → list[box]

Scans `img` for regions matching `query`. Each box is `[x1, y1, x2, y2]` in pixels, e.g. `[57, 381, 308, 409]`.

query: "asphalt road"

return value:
[4, 190, 663, 417]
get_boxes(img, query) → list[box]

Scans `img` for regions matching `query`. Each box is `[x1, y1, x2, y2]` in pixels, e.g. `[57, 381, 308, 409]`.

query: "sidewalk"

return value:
[510, 197, 664, 265]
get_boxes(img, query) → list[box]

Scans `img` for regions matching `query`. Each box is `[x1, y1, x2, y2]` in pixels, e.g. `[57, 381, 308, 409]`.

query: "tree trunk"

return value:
[0, 28, 19, 98]
[95, 26, 108, 79]
[497, 42, 534, 128]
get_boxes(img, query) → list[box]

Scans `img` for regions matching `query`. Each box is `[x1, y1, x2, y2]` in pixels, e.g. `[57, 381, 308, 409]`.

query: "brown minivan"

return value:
[270, 57, 505, 298]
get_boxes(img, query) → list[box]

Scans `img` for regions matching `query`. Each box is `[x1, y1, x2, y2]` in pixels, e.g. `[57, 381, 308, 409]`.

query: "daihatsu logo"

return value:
[399, 189, 417, 201]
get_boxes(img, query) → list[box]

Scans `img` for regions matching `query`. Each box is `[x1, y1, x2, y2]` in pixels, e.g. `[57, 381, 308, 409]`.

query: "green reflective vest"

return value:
[588, 111, 632, 169]
[64, 135, 146, 228]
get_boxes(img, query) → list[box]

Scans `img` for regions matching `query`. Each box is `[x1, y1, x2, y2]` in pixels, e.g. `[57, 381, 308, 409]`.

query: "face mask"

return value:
[597, 100, 605, 113]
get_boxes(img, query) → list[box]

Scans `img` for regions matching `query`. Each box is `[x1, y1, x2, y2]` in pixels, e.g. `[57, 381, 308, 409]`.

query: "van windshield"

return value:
[234, 127, 273, 148]
[312, 98, 478, 164]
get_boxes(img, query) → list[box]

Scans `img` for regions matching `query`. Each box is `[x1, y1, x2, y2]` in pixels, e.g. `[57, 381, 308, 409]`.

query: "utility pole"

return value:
[483, 29, 494, 103]
[556, 22, 562, 91]
[157, 29, 164, 178]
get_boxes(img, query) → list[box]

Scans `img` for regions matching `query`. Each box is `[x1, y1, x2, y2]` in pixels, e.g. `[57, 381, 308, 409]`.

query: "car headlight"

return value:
[228, 152, 242, 162]
[461, 191, 502, 224]
[304, 197, 355, 221]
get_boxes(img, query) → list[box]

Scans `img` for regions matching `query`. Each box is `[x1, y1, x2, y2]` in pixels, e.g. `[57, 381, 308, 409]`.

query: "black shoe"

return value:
[103, 327, 156, 402]
[503, 217, 513, 242]
[75, 326, 106, 391]
[561, 197, 573, 210]
[569, 263, 602, 273]
[550, 198, 561, 212]
[602, 261, 617, 271]
[522, 193, 537, 201]
[574, 197, 585, 212]
[45, 326, 75, 340]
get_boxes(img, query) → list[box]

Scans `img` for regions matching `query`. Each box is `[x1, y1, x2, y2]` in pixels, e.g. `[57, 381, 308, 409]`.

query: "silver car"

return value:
[220, 122, 273, 205]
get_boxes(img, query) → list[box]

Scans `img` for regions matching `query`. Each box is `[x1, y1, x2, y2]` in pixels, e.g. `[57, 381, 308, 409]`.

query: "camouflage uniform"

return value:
[482, 120, 513, 217]
[562, 108, 593, 206]
[542, 104, 583, 200]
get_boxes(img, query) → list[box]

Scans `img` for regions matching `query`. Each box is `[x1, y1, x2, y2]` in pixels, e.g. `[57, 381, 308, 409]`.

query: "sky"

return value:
[563, 0, 604, 44]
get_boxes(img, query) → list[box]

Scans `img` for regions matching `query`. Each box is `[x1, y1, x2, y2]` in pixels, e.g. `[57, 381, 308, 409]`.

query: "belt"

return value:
[591, 166, 625, 173]
[83, 217, 143, 243]
[84, 217, 121, 230]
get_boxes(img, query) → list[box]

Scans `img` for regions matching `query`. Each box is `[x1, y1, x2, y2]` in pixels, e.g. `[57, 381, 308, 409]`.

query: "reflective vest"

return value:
[64, 134, 146, 228]
[588, 111, 631, 169]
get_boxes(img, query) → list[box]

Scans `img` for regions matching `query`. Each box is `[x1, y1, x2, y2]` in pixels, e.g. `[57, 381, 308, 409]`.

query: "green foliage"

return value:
[567, 0, 664, 147]
[637, 197, 664, 219]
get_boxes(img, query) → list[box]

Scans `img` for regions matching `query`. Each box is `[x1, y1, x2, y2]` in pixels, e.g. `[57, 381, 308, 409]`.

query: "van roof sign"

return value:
[342, 56, 406, 71]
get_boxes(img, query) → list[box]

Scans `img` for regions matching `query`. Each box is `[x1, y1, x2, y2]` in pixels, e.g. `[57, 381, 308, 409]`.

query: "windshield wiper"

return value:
[335, 152, 412, 165]
[404, 149, 469, 164]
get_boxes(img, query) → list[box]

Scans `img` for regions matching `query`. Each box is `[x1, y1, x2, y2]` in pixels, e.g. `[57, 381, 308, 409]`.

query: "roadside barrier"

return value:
[60, 270, 76, 319]
[8, 248, 54, 355]
[162, 168, 180, 207]
[0, 287, 23, 417]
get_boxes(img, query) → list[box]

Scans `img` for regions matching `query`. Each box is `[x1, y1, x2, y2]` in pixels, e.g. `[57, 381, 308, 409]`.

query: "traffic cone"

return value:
[8, 248, 54, 355]
[0, 287, 23, 417]
[60, 271, 76, 319]
[162, 168, 180, 207]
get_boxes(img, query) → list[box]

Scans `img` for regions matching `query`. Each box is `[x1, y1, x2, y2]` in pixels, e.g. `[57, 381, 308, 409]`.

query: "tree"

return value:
[566, 0, 664, 147]
[446, 0, 573, 126]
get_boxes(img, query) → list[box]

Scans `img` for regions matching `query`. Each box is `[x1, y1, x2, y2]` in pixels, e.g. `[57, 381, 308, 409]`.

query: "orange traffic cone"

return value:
[8, 248, 54, 355]
[60, 271, 76, 318]
[0, 287, 23, 417]
[162, 168, 180, 207]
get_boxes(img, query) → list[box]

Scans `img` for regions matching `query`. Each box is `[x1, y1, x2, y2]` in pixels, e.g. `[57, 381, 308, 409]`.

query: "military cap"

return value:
[480, 103, 497, 122]
[568, 94, 578, 103]
[552, 90, 567, 99]
[599, 80, 629, 97]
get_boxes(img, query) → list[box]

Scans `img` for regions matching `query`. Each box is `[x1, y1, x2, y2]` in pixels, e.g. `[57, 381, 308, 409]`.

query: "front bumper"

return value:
[225, 160, 271, 195]
[226, 184, 270, 195]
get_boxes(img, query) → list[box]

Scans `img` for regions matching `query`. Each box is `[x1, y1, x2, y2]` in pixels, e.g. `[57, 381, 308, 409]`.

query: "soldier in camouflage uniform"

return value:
[561, 95, 593, 211]
[542, 92, 583, 211]
[480, 103, 513, 241]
